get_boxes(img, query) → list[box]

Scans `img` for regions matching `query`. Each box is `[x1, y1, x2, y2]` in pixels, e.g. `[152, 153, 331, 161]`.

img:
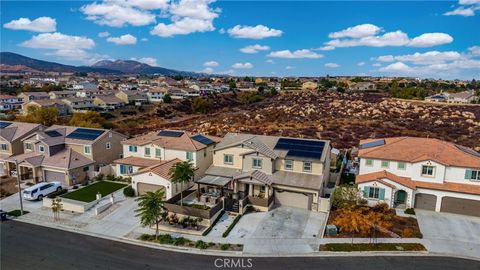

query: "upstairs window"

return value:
[365, 159, 374, 166]
[224, 154, 233, 165]
[186, 152, 193, 161]
[128, 145, 138, 152]
[25, 143, 33, 150]
[465, 169, 480, 181]
[106, 142, 111, 149]
[84, 145, 91, 155]
[144, 147, 151, 157]
[397, 162, 406, 170]
[303, 161, 312, 172]
[421, 165, 435, 176]
[252, 158, 262, 169]
[0, 144, 7, 151]
[381, 161, 390, 168]
[39, 145, 45, 153]
[284, 159, 293, 170]
[155, 148, 161, 158]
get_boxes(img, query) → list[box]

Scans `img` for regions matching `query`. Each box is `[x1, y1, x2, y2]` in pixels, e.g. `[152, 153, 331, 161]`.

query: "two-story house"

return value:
[48, 90, 76, 99]
[0, 121, 43, 176]
[17, 92, 50, 102]
[4, 124, 127, 186]
[116, 130, 220, 197]
[0, 95, 23, 112]
[356, 137, 480, 217]
[196, 133, 331, 212]
[23, 99, 69, 116]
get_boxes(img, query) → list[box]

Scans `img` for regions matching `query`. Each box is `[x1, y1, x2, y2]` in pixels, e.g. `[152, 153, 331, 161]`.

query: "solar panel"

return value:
[0, 122, 12, 128]
[286, 150, 322, 160]
[275, 138, 325, 161]
[45, 130, 63, 137]
[359, 139, 385, 150]
[191, 134, 215, 146]
[158, 130, 184, 137]
[66, 128, 104, 141]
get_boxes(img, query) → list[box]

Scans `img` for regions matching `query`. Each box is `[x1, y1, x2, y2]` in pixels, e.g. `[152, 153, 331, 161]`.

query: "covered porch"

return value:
[4, 160, 42, 183]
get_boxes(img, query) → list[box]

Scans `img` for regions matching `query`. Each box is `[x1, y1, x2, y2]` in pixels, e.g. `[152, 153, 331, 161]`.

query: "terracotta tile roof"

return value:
[122, 130, 220, 151]
[356, 170, 480, 195]
[132, 158, 182, 181]
[113, 156, 162, 168]
[358, 137, 480, 168]
[356, 171, 417, 190]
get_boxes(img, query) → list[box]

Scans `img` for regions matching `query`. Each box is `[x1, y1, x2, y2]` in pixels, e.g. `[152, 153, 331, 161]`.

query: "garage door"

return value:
[137, 183, 165, 196]
[44, 170, 66, 186]
[414, 193, 437, 211]
[274, 189, 312, 210]
[440, 197, 480, 217]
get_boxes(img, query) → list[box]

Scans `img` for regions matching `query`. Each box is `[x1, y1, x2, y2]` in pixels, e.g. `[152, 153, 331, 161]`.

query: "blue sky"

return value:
[1, 0, 479, 79]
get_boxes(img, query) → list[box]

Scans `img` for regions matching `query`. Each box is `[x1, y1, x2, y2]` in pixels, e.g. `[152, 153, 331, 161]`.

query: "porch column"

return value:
[435, 195, 443, 212]
[266, 186, 269, 199]
[32, 168, 38, 184]
[249, 183, 253, 196]
[232, 180, 238, 200]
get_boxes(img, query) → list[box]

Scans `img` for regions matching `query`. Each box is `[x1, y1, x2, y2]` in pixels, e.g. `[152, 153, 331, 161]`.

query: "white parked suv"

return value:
[23, 182, 63, 201]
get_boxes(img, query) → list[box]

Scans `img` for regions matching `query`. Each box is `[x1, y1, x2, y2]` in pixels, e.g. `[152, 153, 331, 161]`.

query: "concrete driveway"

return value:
[230, 207, 328, 254]
[416, 210, 480, 259]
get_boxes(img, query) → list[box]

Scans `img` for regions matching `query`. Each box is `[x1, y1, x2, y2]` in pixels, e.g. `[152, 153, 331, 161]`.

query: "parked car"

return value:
[23, 182, 62, 201]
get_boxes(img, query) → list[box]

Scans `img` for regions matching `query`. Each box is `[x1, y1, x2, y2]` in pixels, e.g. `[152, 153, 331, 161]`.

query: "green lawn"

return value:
[320, 243, 426, 252]
[61, 181, 127, 202]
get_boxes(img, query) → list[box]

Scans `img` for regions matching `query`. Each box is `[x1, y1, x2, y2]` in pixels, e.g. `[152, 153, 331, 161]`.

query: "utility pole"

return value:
[15, 159, 24, 216]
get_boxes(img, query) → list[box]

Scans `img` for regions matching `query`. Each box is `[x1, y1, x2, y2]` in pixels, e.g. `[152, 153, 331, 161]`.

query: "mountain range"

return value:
[0, 52, 198, 76]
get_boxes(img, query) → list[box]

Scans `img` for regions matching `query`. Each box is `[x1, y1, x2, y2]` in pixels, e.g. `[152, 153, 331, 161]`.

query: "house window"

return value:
[106, 142, 111, 149]
[397, 162, 406, 170]
[145, 147, 151, 157]
[365, 187, 385, 200]
[465, 169, 480, 181]
[129, 145, 138, 152]
[84, 145, 91, 155]
[204, 149, 207, 157]
[260, 185, 266, 193]
[365, 159, 373, 166]
[284, 159, 293, 170]
[25, 143, 33, 150]
[224, 154, 233, 165]
[39, 145, 45, 153]
[303, 161, 312, 172]
[421, 165, 435, 176]
[83, 166, 89, 172]
[186, 152, 193, 161]
[381, 161, 390, 168]
[0, 144, 7, 151]
[252, 158, 262, 169]
[155, 148, 161, 158]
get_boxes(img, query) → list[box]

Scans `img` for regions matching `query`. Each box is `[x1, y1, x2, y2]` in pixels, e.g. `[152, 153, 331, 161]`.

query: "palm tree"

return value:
[135, 190, 167, 240]
[169, 161, 195, 206]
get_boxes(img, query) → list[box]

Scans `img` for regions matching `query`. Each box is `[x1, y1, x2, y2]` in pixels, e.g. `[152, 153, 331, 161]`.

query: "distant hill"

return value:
[0, 52, 199, 76]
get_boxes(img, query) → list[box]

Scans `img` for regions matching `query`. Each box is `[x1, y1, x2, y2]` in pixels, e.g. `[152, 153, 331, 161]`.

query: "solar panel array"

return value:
[358, 139, 385, 150]
[66, 128, 104, 141]
[0, 122, 12, 128]
[191, 134, 215, 146]
[45, 130, 63, 137]
[158, 130, 184, 137]
[274, 138, 325, 160]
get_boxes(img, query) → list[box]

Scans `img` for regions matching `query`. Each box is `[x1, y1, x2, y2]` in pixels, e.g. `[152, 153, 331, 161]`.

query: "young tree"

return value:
[366, 211, 393, 243]
[163, 93, 172, 103]
[51, 198, 63, 221]
[333, 208, 371, 244]
[135, 190, 167, 240]
[168, 161, 195, 206]
[191, 97, 213, 114]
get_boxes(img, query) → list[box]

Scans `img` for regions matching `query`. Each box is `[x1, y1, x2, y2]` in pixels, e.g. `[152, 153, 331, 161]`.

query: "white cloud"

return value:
[328, 23, 381, 39]
[106, 34, 137, 45]
[98, 31, 110, 38]
[81, 2, 156, 27]
[444, 0, 480, 16]
[150, 0, 220, 37]
[380, 62, 413, 73]
[324, 24, 453, 49]
[469, 46, 480, 55]
[240, 44, 270, 54]
[285, 66, 295, 70]
[141, 37, 148, 41]
[267, 49, 323, 59]
[131, 57, 158, 66]
[232, 62, 253, 69]
[357, 62, 365, 66]
[372, 63, 382, 67]
[266, 59, 275, 64]
[375, 51, 462, 65]
[408, 33, 453, 47]
[325, 63, 340, 68]
[4, 17, 56, 32]
[203, 61, 219, 67]
[227, 25, 283, 39]
[202, 67, 214, 74]
[126, 0, 170, 10]
[317, 46, 335, 51]
[20, 32, 96, 63]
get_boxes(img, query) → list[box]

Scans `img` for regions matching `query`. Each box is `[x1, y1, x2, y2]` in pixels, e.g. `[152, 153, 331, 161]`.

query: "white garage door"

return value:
[274, 189, 312, 210]
[44, 170, 66, 186]
[137, 183, 165, 196]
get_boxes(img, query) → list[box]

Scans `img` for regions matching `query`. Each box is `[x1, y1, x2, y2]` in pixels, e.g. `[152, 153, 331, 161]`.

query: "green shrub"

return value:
[404, 208, 416, 215]
[123, 186, 135, 197]
[95, 173, 105, 181]
[173, 237, 190, 246]
[47, 189, 67, 199]
[157, 234, 174, 244]
[195, 240, 208, 249]
[7, 210, 29, 217]
[139, 234, 154, 241]
[220, 243, 231, 250]
[222, 214, 242, 237]
[106, 174, 115, 181]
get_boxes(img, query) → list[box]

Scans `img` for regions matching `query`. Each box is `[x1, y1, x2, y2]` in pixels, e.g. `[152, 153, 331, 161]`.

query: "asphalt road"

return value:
[1, 221, 479, 270]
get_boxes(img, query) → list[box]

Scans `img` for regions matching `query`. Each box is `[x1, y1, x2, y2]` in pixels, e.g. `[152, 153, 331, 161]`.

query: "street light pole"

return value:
[15, 159, 24, 216]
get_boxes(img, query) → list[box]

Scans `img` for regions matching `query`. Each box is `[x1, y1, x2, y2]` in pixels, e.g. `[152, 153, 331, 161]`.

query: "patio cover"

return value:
[196, 175, 231, 187]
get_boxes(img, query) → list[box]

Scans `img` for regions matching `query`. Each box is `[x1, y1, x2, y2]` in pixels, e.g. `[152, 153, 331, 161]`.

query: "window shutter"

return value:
[379, 188, 385, 200]
[363, 187, 369, 197]
[465, 169, 472, 180]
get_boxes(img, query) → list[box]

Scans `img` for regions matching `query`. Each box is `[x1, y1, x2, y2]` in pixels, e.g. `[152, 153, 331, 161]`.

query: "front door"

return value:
[395, 190, 406, 205]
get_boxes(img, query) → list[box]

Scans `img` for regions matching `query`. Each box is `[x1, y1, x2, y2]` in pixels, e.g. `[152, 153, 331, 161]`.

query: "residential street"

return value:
[2, 221, 479, 270]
